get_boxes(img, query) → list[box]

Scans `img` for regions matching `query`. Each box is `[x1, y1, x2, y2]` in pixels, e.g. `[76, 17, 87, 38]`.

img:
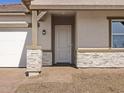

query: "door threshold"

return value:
[53, 63, 75, 67]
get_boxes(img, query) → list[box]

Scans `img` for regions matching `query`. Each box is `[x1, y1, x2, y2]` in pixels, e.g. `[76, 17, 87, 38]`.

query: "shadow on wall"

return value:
[19, 30, 31, 67]
[0, 29, 31, 67]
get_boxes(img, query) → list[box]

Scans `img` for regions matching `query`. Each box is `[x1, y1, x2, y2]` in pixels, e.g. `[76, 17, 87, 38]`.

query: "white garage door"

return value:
[0, 32, 27, 67]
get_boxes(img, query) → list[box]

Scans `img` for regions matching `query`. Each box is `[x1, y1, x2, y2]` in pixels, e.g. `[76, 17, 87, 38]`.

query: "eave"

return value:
[30, 5, 124, 10]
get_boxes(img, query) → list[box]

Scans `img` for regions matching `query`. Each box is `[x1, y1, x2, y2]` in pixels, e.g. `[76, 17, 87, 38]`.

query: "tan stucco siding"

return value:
[76, 11, 124, 48]
[38, 14, 51, 50]
[0, 15, 31, 23]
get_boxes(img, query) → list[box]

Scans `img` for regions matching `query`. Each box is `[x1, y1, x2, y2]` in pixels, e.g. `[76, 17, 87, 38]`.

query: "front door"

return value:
[55, 25, 72, 64]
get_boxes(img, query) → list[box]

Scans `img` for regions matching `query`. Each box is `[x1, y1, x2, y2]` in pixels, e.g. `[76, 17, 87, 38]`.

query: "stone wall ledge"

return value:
[78, 48, 124, 52]
[77, 52, 124, 67]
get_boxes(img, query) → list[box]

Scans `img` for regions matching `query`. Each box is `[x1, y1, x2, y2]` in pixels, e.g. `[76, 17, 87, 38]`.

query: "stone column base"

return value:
[42, 51, 52, 66]
[27, 49, 42, 77]
[28, 71, 41, 77]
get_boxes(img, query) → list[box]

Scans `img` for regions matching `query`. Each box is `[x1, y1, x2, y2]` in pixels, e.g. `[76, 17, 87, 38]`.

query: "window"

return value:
[112, 20, 124, 48]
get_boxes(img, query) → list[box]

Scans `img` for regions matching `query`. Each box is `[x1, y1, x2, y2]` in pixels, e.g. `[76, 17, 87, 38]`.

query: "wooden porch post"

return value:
[27, 10, 41, 77]
[27, 10, 47, 76]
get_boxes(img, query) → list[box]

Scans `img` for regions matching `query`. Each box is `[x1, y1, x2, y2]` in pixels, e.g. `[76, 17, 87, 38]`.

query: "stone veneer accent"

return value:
[27, 49, 42, 72]
[77, 52, 124, 67]
[42, 51, 52, 66]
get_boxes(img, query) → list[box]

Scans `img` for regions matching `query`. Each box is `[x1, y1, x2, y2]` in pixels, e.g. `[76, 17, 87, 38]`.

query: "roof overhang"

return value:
[30, 5, 124, 10]
[0, 4, 29, 13]
[22, 0, 124, 10]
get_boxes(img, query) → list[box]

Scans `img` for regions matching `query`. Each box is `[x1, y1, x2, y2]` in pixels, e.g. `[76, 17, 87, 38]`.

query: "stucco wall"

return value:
[0, 15, 31, 23]
[38, 14, 51, 50]
[76, 11, 124, 48]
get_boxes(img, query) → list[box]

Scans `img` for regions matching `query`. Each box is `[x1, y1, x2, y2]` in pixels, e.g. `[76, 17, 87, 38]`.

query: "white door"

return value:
[55, 25, 72, 64]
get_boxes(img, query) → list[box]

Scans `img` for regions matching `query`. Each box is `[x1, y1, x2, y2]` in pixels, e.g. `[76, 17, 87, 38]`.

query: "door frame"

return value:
[52, 15, 75, 65]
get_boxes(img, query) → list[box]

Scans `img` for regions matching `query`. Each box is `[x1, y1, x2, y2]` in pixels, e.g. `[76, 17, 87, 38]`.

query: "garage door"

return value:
[0, 32, 27, 67]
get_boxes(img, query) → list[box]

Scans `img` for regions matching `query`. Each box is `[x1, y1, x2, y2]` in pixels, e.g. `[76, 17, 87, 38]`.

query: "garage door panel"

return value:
[0, 32, 27, 67]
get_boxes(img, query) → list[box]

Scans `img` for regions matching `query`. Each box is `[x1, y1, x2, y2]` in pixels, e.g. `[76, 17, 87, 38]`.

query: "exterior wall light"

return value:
[42, 30, 46, 35]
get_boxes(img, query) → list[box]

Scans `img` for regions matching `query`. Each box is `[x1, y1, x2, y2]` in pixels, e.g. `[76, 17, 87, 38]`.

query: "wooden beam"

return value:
[32, 10, 38, 48]
[37, 11, 47, 21]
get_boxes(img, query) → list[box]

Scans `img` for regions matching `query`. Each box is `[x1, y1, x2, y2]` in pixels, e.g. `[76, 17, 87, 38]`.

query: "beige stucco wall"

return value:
[38, 14, 51, 50]
[0, 15, 31, 23]
[76, 11, 124, 48]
